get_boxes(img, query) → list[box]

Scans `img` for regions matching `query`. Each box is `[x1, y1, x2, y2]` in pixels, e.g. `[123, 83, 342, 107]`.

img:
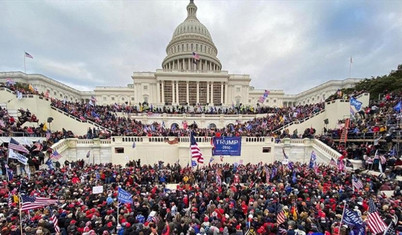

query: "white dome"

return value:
[162, 0, 222, 71]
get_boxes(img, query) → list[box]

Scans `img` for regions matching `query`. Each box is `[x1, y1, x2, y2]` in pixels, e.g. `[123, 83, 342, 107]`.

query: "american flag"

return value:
[21, 195, 58, 211]
[50, 150, 62, 161]
[379, 155, 387, 165]
[8, 138, 30, 154]
[6, 78, 16, 86]
[190, 132, 204, 164]
[25, 52, 33, 59]
[192, 52, 200, 63]
[51, 212, 60, 234]
[352, 175, 363, 191]
[277, 210, 286, 225]
[337, 159, 345, 171]
[309, 151, 317, 169]
[367, 199, 387, 234]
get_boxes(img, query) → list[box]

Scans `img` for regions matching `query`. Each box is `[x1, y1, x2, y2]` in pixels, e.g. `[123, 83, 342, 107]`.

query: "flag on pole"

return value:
[190, 132, 204, 164]
[394, 101, 401, 113]
[8, 149, 28, 165]
[342, 208, 365, 235]
[28, 84, 35, 92]
[367, 199, 387, 234]
[337, 159, 345, 171]
[352, 175, 363, 191]
[350, 97, 362, 111]
[192, 52, 200, 64]
[277, 210, 286, 225]
[6, 78, 16, 86]
[86, 150, 91, 158]
[117, 187, 133, 204]
[309, 151, 316, 169]
[51, 211, 60, 234]
[350, 57, 353, 64]
[5, 164, 13, 181]
[25, 52, 33, 59]
[21, 195, 58, 211]
[8, 138, 30, 154]
[50, 150, 62, 161]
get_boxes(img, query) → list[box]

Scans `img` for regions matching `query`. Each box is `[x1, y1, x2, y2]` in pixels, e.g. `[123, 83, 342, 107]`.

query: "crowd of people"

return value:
[0, 158, 401, 235]
[50, 97, 325, 138]
[319, 91, 402, 176]
[1, 82, 325, 138]
[0, 82, 401, 234]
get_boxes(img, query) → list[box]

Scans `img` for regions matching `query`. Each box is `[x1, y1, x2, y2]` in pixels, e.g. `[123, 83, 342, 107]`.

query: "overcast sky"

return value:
[1, 0, 401, 94]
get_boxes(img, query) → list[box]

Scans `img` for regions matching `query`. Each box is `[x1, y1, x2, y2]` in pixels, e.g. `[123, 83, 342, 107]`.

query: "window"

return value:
[262, 147, 271, 153]
[103, 97, 106, 101]
[144, 85, 148, 90]
[274, 99, 276, 103]
[111, 97, 115, 101]
[131, 97, 134, 101]
[236, 87, 240, 92]
[115, 147, 124, 153]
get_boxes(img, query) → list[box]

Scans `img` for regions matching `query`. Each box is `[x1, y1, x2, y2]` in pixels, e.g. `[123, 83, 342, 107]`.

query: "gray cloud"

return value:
[1, 0, 401, 93]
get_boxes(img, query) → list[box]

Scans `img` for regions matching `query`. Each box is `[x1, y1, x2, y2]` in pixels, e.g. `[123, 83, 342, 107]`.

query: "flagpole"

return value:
[19, 193, 23, 235]
[24, 52, 26, 74]
[338, 200, 347, 235]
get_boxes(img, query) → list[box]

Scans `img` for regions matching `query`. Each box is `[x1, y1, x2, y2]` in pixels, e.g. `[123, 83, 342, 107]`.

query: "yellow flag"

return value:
[28, 84, 35, 92]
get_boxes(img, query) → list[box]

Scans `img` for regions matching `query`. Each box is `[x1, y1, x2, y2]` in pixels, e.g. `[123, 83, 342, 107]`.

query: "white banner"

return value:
[8, 149, 28, 165]
[92, 186, 103, 194]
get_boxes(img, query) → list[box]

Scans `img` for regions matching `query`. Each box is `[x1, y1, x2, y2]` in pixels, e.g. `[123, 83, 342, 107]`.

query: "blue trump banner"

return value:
[350, 97, 363, 111]
[212, 137, 241, 156]
[343, 208, 365, 235]
[118, 187, 133, 204]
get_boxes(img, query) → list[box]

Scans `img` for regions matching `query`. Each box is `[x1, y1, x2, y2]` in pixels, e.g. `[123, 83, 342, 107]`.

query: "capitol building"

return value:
[0, 0, 360, 108]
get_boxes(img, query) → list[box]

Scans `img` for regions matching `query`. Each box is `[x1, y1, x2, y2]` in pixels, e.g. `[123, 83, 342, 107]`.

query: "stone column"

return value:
[207, 81, 210, 104]
[186, 81, 189, 104]
[221, 82, 224, 105]
[211, 82, 214, 105]
[196, 81, 199, 104]
[224, 82, 228, 105]
[172, 81, 175, 104]
[161, 81, 165, 104]
[157, 81, 160, 104]
[176, 80, 179, 104]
